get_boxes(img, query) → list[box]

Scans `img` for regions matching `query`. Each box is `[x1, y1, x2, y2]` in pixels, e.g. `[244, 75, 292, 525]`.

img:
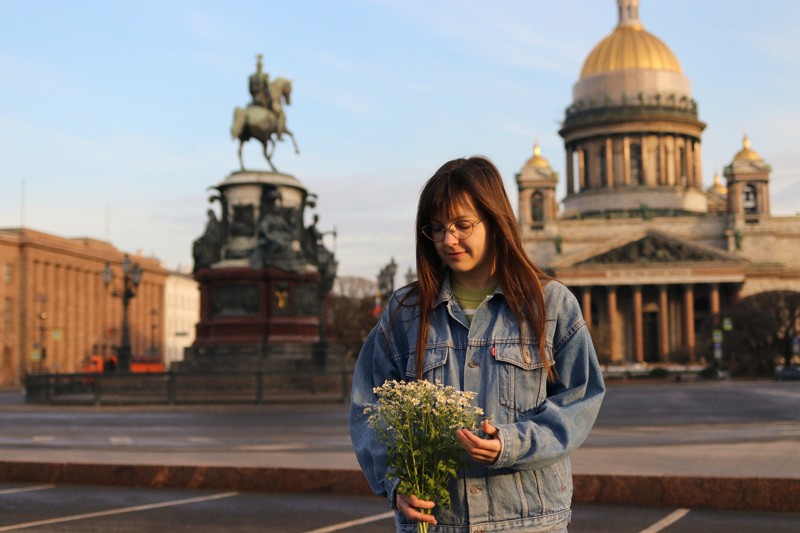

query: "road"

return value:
[1, 482, 799, 532]
[0, 380, 798, 531]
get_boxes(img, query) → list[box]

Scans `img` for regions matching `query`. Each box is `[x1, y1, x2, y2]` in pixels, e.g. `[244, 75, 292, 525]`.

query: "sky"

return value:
[2, 0, 799, 285]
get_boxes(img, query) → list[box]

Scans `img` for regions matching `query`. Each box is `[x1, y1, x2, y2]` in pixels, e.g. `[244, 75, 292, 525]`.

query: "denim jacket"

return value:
[350, 277, 605, 533]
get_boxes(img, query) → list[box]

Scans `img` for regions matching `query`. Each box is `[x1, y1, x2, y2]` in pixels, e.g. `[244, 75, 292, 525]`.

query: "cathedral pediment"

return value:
[557, 230, 746, 268]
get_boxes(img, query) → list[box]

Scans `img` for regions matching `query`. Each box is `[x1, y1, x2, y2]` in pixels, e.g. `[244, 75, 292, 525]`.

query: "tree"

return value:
[720, 290, 800, 376]
[326, 276, 380, 359]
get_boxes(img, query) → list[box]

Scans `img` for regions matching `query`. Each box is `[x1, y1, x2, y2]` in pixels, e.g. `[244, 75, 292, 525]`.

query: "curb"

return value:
[1, 462, 798, 513]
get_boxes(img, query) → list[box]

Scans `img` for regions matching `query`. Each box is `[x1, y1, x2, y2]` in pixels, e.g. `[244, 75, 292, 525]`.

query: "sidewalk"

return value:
[0, 383, 798, 513]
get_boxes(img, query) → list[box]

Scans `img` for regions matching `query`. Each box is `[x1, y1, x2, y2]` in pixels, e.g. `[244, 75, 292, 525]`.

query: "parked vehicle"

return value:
[774, 364, 800, 381]
[81, 354, 165, 374]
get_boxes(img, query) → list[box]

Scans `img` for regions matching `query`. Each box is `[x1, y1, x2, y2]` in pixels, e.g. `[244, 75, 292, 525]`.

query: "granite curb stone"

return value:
[1, 461, 797, 513]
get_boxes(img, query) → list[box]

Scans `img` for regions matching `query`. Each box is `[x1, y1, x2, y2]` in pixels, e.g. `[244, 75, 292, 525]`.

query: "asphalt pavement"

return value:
[0, 380, 798, 514]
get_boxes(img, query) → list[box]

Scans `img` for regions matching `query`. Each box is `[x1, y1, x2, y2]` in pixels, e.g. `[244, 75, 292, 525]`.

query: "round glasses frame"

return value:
[421, 218, 485, 242]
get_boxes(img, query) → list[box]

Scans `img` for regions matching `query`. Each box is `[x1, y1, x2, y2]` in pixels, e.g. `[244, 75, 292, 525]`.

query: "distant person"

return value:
[350, 156, 605, 532]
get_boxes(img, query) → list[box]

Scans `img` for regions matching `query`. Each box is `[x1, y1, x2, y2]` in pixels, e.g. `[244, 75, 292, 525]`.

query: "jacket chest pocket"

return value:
[405, 346, 449, 383]
[494, 344, 549, 415]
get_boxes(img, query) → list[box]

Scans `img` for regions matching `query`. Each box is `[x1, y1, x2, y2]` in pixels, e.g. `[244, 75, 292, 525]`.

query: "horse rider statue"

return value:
[231, 54, 299, 173]
[249, 54, 273, 113]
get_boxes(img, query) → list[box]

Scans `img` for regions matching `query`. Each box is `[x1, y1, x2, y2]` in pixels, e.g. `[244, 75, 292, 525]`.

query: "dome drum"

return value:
[562, 187, 709, 220]
[573, 69, 691, 109]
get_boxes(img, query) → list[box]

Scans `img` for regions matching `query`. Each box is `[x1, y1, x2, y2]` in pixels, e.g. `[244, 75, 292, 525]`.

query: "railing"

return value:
[25, 369, 354, 406]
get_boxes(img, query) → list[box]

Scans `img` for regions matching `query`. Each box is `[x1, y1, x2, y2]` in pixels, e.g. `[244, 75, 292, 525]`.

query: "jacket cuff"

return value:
[488, 424, 515, 469]
[387, 477, 401, 509]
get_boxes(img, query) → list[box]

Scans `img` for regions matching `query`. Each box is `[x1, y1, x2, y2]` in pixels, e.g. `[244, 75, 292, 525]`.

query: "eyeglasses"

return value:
[421, 218, 485, 242]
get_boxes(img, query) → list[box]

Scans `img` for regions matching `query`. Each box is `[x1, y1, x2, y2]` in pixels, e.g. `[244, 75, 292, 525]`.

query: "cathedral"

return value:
[517, 0, 800, 366]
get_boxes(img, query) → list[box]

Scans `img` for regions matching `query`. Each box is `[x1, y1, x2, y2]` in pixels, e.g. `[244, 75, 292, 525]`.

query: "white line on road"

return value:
[0, 491, 239, 531]
[639, 508, 691, 533]
[0, 485, 55, 495]
[302, 511, 395, 533]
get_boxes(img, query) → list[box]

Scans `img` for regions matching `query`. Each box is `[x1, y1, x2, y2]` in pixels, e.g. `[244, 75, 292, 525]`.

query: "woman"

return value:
[350, 156, 605, 532]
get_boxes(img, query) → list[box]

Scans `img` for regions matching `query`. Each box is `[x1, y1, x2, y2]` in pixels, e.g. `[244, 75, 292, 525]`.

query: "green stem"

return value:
[418, 509, 430, 533]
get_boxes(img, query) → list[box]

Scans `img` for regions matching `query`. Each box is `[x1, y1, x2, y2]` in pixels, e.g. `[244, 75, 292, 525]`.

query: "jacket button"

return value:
[523, 351, 532, 364]
[469, 485, 482, 494]
[468, 359, 479, 368]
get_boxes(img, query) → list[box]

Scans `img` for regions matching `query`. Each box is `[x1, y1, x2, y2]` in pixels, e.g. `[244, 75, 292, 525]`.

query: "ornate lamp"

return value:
[104, 254, 142, 372]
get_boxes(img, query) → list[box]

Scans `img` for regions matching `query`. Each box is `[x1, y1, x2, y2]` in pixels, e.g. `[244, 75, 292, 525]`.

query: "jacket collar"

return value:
[434, 272, 504, 308]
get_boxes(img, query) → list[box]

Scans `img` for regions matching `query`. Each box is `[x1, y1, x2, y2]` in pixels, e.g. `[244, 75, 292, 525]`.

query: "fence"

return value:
[25, 369, 354, 406]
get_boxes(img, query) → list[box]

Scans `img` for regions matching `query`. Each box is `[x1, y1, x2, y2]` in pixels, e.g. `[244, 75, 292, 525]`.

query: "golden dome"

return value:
[580, 1, 682, 79]
[523, 143, 550, 169]
[733, 135, 762, 161]
[709, 173, 727, 195]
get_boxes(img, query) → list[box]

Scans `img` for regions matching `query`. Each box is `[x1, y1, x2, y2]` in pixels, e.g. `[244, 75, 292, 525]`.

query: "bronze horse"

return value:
[231, 77, 299, 172]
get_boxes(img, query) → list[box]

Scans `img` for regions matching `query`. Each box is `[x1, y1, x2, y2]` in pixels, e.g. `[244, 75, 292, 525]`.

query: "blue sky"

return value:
[2, 0, 799, 283]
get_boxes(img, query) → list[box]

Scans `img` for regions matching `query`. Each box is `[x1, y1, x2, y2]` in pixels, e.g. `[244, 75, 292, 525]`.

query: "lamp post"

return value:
[103, 254, 142, 373]
[35, 294, 47, 372]
[149, 308, 158, 355]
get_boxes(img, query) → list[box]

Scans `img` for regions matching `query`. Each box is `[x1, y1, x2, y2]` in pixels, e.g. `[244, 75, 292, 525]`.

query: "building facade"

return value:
[518, 0, 800, 365]
[163, 270, 200, 368]
[0, 228, 168, 386]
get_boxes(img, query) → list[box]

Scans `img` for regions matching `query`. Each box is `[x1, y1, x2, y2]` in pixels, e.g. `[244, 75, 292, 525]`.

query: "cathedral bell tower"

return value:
[724, 135, 771, 223]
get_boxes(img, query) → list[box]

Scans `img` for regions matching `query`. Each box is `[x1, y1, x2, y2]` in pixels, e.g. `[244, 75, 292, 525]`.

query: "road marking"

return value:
[30, 435, 53, 443]
[0, 485, 55, 495]
[109, 436, 133, 445]
[236, 443, 308, 451]
[639, 508, 691, 533]
[0, 491, 239, 531]
[301, 511, 394, 533]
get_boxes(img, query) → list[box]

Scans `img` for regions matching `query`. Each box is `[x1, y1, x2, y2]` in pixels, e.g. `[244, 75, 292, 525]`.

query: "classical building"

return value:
[518, 0, 800, 365]
[0, 228, 168, 386]
[163, 270, 199, 367]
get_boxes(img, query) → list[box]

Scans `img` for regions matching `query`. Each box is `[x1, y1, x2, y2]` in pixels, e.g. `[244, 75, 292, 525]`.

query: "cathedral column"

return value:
[658, 284, 669, 360]
[581, 287, 592, 334]
[623, 136, 631, 185]
[605, 137, 614, 187]
[577, 148, 586, 190]
[641, 135, 649, 185]
[520, 191, 531, 229]
[694, 140, 703, 188]
[607, 286, 621, 362]
[566, 147, 575, 195]
[658, 136, 667, 185]
[683, 284, 696, 361]
[686, 137, 694, 185]
[633, 285, 644, 362]
[710, 283, 720, 317]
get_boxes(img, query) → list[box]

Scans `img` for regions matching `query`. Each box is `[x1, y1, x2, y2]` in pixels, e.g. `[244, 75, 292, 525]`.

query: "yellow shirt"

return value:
[452, 280, 497, 325]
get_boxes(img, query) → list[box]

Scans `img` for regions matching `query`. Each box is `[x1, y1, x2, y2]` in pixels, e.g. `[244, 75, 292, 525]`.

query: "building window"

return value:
[742, 184, 758, 213]
[583, 150, 591, 189]
[599, 148, 607, 186]
[679, 145, 687, 185]
[4, 298, 12, 333]
[4, 264, 12, 284]
[630, 143, 643, 185]
[531, 192, 545, 228]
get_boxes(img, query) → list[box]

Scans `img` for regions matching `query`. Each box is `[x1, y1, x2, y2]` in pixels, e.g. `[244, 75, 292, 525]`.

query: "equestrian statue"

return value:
[231, 54, 300, 172]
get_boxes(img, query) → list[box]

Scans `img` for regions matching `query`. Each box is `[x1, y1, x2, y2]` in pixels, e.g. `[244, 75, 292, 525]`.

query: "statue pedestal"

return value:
[180, 266, 323, 372]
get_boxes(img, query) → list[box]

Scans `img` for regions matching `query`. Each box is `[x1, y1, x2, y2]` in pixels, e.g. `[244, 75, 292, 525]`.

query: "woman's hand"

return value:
[456, 419, 501, 464]
[396, 493, 437, 525]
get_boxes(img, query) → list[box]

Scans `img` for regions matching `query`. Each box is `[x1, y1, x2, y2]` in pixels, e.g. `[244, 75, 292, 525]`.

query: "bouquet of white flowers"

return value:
[365, 379, 484, 533]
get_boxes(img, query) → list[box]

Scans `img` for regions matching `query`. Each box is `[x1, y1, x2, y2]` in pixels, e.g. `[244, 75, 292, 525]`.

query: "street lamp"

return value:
[34, 294, 47, 372]
[103, 254, 142, 373]
[149, 308, 158, 355]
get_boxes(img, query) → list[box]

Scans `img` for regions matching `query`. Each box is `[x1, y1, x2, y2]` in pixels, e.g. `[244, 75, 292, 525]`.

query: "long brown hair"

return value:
[410, 156, 553, 379]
